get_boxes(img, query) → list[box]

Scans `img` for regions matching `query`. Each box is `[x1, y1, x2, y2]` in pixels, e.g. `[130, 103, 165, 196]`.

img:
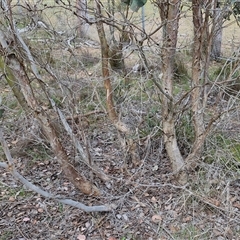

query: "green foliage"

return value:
[211, 61, 240, 95]
[120, 235, 135, 240]
[58, 202, 64, 212]
[172, 224, 209, 239]
[0, 183, 29, 199]
[213, 61, 239, 79]
[174, 53, 190, 82]
[122, 0, 147, 12]
[0, 231, 13, 240]
[24, 145, 51, 165]
[138, 106, 162, 138]
[52, 95, 63, 108]
[205, 133, 240, 171]
[216, 135, 240, 162]
[0, 109, 5, 118]
[232, 1, 240, 16]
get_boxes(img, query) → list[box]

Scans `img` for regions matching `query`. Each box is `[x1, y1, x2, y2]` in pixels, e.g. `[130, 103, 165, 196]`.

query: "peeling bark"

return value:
[12, 55, 100, 195]
[158, 0, 185, 173]
[185, 0, 213, 168]
[95, 1, 118, 122]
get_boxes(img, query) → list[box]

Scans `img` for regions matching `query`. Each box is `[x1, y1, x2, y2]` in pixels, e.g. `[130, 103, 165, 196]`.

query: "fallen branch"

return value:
[65, 110, 105, 122]
[0, 129, 115, 212]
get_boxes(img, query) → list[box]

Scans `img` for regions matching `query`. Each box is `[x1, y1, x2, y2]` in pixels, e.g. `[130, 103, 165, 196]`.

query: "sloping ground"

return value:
[1, 110, 240, 240]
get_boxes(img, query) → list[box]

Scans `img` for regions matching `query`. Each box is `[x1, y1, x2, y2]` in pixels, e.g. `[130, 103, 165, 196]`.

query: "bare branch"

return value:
[65, 110, 105, 121]
[0, 161, 7, 168]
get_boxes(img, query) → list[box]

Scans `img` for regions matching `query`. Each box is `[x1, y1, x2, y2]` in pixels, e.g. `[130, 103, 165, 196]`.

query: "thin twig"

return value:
[65, 110, 105, 121]
[50, 98, 110, 182]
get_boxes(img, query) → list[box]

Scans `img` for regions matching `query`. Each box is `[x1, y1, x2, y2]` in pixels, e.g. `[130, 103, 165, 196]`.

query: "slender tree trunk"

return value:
[185, 0, 212, 167]
[95, 0, 118, 122]
[2, 52, 100, 196]
[0, 54, 28, 111]
[211, 6, 223, 60]
[159, 0, 185, 173]
[76, 0, 89, 38]
[94, 0, 140, 166]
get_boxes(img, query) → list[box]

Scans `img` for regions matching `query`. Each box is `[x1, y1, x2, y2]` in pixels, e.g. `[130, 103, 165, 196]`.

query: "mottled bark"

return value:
[158, 0, 185, 173]
[185, 0, 212, 167]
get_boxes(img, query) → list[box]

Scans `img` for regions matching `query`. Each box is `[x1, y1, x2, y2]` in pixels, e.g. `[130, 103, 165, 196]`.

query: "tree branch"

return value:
[0, 129, 115, 212]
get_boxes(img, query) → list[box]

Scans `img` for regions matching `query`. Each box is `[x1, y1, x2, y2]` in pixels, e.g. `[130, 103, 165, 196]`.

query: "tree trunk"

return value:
[76, 0, 89, 38]
[185, 0, 211, 168]
[94, 0, 140, 166]
[8, 55, 100, 196]
[158, 0, 185, 173]
[211, 6, 223, 60]
[95, 1, 118, 122]
[0, 54, 28, 111]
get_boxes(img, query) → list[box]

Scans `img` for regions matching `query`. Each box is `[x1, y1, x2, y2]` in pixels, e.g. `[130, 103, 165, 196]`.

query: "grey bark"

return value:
[211, 7, 223, 59]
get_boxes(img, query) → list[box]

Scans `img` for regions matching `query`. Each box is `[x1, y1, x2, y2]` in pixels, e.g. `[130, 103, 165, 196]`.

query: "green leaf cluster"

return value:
[232, 1, 240, 15]
[121, 0, 147, 12]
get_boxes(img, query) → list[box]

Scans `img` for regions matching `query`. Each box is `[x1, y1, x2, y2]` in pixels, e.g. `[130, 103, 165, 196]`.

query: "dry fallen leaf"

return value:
[77, 234, 86, 240]
[150, 196, 157, 203]
[165, 204, 172, 210]
[32, 219, 37, 225]
[169, 224, 180, 233]
[22, 217, 30, 222]
[37, 208, 44, 213]
[233, 202, 240, 209]
[182, 215, 192, 222]
[209, 198, 221, 207]
[11, 138, 19, 145]
[151, 214, 162, 223]
[108, 237, 117, 240]
[8, 196, 15, 202]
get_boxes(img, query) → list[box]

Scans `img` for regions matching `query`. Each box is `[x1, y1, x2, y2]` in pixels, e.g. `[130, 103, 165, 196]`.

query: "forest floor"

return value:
[1, 112, 240, 240]
[1, 119, 240, 240]
[1, 2, 240, 239]
[1, 62, 240, 239]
